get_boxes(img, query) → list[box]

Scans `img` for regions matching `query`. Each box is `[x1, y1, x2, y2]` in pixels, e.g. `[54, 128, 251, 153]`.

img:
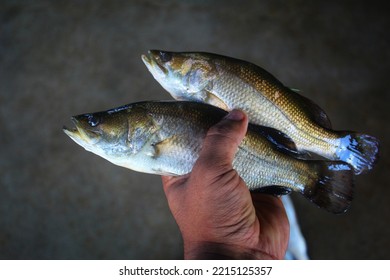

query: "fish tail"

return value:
[336, 133, 379, 175]
[303, 161, 354, 214]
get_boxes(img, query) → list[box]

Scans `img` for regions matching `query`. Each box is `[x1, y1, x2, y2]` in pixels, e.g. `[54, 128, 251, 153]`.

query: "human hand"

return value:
[162, 110, 290, 259]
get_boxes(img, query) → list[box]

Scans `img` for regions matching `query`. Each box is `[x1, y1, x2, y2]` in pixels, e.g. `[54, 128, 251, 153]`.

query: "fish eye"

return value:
[159, 51, 172, 63]
[87, 114, 100, 127]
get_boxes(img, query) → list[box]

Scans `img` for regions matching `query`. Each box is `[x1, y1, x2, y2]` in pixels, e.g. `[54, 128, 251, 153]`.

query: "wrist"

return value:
[184, 241, 278, 260]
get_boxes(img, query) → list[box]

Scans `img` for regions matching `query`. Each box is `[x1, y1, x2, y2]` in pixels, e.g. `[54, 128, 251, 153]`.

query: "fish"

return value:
[63, 101, 354, 214]
[141, 50, 379, 175]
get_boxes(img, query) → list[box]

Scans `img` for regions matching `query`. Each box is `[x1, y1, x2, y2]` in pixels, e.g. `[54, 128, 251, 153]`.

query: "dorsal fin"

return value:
[289, 88, 332, 129]
[289, 87, 301, 93]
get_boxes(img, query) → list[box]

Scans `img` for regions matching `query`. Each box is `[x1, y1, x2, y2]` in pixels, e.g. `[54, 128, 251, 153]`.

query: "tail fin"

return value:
[337, 133, 379, 175]
[303, 161, 354, 214]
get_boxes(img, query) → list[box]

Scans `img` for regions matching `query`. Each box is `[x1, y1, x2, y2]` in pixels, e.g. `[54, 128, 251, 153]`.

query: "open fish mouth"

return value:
[141, 51, 168, 75]
[141, 51, 152, 65]
[63, 116, 103, 149]
[63, 126, 79, 138]
[63, 117, 82, 141]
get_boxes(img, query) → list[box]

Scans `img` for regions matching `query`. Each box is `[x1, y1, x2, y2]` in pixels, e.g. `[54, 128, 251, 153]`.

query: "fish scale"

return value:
[217, 60, 336, 154]
[215, 69, 292, 131]
[235, 139, 307, 191]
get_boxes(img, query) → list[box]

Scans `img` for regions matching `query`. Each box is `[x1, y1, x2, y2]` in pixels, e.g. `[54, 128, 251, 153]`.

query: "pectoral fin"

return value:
[204, 91, 229, 111]
[151, 135, 182, 159]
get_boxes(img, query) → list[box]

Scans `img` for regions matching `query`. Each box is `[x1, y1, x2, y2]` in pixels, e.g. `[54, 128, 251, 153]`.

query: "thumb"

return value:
[195, 109, 248, 173]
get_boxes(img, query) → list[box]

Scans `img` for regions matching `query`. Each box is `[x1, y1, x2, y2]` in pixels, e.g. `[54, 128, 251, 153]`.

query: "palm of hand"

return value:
[162, 168, 289, 259]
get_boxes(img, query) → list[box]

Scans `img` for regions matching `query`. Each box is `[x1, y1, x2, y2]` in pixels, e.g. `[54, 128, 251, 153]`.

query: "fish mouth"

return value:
[141, 50, 168, 75]
[63, 117, 100, 147]
[141, 53, 152, 65]
[63, 117, 84, 143]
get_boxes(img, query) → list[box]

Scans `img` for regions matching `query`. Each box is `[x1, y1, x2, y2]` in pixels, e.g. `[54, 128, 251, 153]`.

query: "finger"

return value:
[161, 174, 189, 195]
[251, 193, 289, 259]
[196, 109, 248, 172]
[161, 175, 173, 191]
[251, 193, 289, 236]
[161, 175, 176, 199]
[251, 193, 285, 213]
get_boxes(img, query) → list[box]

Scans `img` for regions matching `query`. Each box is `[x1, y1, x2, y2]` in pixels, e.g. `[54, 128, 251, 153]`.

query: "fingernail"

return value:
[226, 109, 245, 121]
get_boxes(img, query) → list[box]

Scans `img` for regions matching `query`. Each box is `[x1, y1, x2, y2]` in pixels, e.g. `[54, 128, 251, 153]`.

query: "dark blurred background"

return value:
[1, 0, 389, 259]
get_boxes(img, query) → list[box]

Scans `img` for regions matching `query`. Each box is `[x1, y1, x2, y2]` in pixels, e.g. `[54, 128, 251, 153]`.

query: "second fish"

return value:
[142, 50, 379, 175]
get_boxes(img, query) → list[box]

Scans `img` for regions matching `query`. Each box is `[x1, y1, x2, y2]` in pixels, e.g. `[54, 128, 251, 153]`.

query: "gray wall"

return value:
[1, 0, 388, 259]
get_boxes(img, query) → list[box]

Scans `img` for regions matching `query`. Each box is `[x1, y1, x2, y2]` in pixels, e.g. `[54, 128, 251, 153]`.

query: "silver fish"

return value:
[64, 101, 354, 214]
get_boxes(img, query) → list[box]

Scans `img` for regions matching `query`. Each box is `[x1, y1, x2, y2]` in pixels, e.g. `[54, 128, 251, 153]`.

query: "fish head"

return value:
[142, 50, 216, 101]
[63, 104, 157, 167]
